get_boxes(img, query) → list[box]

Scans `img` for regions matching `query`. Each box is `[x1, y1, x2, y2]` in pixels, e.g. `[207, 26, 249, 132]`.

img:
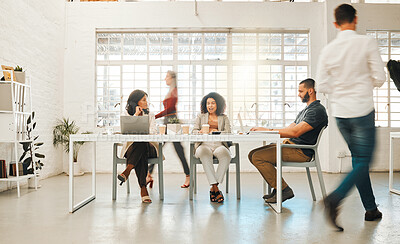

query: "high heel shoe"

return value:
[181, 175, 190, 188]
[117, 174, 127, 186]
[146, 179, 154, 188]
[141, 195, 152, 203]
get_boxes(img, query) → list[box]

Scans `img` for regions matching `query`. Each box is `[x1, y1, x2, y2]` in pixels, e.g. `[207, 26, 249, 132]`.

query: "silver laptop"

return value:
[120, 115, 150, 135]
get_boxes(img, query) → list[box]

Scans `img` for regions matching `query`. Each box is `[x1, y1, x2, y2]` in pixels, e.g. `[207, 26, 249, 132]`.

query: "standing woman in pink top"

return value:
[147, 70, 190, 188]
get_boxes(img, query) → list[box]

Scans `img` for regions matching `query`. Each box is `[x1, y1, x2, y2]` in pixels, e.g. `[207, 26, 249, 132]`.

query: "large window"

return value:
[367, 31, 400, 127]
[96, 30, 309, 128]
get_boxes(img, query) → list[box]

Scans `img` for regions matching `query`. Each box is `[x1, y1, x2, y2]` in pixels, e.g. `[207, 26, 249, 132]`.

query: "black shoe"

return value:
[263, 189, 276, 200]
[210, 191, 217, 202]
[365, 208, 382, 221]
[323, 195, 344, 232]
[215, 191, 224, 203]
[265, 186, 294, 203]
[118, 174, 127, 186]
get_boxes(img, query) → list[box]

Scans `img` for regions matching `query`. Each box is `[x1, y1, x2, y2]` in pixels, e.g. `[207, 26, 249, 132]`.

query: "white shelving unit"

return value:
[0, 70, 38, 197]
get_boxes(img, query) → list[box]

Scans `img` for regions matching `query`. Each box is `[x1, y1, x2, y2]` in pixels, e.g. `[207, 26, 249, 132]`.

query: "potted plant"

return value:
[19, 111, 45, 188]
[167, 117, 182, 135]
[53, 118, 89, 176]
[14, 65, 25, 84]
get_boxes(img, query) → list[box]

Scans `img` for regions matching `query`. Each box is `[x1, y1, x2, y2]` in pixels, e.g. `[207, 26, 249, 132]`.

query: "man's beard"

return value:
[302, 92, 310, 103]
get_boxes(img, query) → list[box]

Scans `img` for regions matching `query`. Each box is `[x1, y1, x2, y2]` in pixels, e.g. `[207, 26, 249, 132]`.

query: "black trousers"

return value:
[149, 142, 190, 175]
[149, 114, 190, 175]
[125, 142, 157, 187]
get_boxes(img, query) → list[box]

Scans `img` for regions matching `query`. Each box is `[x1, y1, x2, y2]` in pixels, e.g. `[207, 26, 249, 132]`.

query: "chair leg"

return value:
[306, 167, 316, 201]
[158, 143, 164, 200]
[112, 160, 117, 200]
[127, 178, 130, 194]
[189, 144, 195, 200]
[236, 160, 240, 200]
[315, 156, 327, 198]
[226, 168, 229, 193]
[194, 164, 197, 194]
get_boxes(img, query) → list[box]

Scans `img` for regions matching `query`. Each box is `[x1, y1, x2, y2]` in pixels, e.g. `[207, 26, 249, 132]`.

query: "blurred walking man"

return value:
[317, 4, 386, 231]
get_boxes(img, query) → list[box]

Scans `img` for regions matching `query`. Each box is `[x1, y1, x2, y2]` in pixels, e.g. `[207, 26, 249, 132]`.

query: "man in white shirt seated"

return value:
[316, 4, 386, 231]
[248, 78, 328, 204]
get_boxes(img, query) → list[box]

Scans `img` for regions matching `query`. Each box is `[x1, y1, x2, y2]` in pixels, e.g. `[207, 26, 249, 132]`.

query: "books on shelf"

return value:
[9, 162, 24, 176]
[0, 160, 7, 178]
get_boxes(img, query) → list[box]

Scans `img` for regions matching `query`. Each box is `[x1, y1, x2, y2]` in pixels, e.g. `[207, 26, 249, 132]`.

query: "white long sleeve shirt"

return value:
[316, 30, 386, 118]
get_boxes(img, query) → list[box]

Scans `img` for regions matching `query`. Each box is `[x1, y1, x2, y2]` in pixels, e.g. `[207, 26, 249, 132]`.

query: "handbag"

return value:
[387, 59, 400, 92]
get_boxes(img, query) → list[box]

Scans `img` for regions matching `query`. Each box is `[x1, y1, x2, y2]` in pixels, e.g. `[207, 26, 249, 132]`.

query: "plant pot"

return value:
[28, 175, 41, 189]
[67, 161, 84, 176]
[167, 124, 181, 135]
[14, 71, 25, 84]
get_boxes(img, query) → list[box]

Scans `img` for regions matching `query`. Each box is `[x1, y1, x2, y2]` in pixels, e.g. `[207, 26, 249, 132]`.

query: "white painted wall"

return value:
[0, 0, 65, 191]
[62, 2, 400, 175]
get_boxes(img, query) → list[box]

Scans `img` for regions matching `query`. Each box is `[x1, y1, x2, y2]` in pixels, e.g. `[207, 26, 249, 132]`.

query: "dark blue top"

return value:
[290, 100, 328, 158]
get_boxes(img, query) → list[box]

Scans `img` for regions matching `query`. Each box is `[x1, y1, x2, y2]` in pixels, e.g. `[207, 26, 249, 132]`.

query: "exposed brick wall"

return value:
[0, 0, 65, 192]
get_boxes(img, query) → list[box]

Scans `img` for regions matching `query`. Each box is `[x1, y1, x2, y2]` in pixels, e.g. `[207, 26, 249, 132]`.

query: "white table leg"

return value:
[69, 138, 74, 213]
[276, 141, 282, 213]
[390, 134, 400, 195]
[92, 142, 96, 199]
[70, 139, 96, 213]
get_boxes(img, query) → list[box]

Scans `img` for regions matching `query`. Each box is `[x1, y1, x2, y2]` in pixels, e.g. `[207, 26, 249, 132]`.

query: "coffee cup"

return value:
[201, 124, 210, 134]
[182, 124, 190, 134]
[159, 124, 166, 135]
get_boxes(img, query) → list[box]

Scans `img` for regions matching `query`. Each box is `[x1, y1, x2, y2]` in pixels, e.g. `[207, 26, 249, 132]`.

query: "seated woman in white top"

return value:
[118, 89, 159, 203]
[192, 92, 231, 203]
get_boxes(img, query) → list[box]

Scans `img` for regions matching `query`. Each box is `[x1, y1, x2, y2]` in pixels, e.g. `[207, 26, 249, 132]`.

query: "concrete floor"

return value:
[0, 172, 399, 244]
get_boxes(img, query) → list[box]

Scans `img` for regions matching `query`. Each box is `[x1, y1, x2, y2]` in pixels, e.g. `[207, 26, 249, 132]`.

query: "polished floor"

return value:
[1, 172, 399, 244]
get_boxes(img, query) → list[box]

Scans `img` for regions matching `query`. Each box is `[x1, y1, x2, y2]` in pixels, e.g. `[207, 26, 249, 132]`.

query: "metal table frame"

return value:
[389, 132, 400, 195]
[69, 133, 283, 213]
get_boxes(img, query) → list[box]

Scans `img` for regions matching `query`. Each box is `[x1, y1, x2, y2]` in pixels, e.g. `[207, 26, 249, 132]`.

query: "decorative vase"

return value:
[14, 71, 25, 84]
[66, 161, 84, 176]
[167, 124, 181, 135]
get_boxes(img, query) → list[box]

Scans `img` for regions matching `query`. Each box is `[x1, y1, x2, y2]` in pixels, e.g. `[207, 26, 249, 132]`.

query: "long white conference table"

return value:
[68, 132, 282, 213]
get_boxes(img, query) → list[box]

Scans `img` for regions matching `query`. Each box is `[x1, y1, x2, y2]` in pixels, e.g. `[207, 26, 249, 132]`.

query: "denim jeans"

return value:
[333, 110, 377, 211]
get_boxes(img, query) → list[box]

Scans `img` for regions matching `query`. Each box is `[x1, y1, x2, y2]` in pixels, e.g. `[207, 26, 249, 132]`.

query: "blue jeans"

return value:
[333, 110, 377, 211]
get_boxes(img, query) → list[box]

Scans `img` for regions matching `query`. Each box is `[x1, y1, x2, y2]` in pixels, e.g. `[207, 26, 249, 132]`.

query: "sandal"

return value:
[117, 174, 127, 186]
[141, 195, 152, 203]
[146, 179, 154, 188]
[210, 191, 217, 202]
[181, 175, 190, 188]
[146, 175, 154, 189]
[215, 191, 224, 203]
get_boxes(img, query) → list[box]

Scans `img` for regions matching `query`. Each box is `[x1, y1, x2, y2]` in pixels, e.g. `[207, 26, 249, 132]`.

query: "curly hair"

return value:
[200, 92, 226, 116]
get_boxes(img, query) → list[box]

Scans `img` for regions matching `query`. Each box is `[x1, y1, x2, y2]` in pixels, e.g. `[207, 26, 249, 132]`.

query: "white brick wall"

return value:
[0, 0, 65, 192]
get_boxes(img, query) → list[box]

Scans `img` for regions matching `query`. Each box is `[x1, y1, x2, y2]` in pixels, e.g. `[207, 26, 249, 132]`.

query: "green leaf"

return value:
[23, 157, 32, 166]
[35, 153, 45, 159]
[32, 111, 35, 120]
[21, 142, 31, 151]
[34, 135, 39, 141]
[34, 142, 43, 147]
[19, 151, 27, 162]
[27, 116, 31, 124]
[33, 122, 36, 130]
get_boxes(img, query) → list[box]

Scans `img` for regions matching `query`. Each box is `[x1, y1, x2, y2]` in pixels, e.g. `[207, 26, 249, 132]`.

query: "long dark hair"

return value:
[200, 92, 226, 116]
[126, 89, 148, 116]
